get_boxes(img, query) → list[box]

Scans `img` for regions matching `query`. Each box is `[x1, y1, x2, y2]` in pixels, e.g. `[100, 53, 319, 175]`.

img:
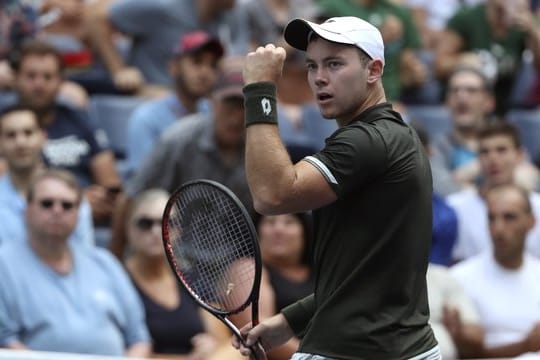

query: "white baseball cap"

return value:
[284, 16, 385, 66]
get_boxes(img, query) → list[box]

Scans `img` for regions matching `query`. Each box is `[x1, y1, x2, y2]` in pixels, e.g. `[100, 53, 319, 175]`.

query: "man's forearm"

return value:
[245, 123, 297, 214]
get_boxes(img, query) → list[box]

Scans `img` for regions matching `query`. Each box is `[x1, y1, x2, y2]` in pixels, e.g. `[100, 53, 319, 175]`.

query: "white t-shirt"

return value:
[427, 264, 480, 359]
[447, 188, 540, 261]
[450, 252, 540, 348]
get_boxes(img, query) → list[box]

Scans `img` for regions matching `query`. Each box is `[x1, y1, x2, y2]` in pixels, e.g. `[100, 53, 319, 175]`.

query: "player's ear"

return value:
[367, 59, 383, 84]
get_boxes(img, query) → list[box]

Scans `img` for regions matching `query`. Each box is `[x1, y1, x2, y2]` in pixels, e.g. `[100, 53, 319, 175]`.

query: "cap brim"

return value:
[284, 18, 355, 51]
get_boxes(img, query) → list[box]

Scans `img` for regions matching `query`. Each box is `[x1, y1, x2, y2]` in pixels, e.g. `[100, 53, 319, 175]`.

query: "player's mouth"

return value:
[317, 92, 333, 105]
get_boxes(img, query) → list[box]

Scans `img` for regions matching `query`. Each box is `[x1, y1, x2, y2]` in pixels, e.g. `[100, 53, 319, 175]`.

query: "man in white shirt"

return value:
[451, 183, 540, 357]
[448, 121, 540, 261]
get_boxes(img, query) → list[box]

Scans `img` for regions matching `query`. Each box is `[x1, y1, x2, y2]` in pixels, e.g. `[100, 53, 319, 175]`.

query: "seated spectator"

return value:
[426, 263, 483, 359]
[0, 169, 150, 356]
[0, 1, 89, 107]
[126, 31, 223, 176]
[124, 188, 232, 358]
[430, 66, 496, 195]
[110, 57, 251, 258]
[0, 104, 94, 247]
[230, 213, 315, 360]
[451, 183, 540, 358]
[448, 121, 540, 262]
[10, 40, 122, 225]
[434, 0, 540, 115]
[86, 0, 249, 94]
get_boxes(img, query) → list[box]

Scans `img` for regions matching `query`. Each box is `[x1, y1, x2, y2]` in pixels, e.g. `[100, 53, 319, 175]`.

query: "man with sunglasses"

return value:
[0, 104, 93, 247]
[0, 168, 151, 357]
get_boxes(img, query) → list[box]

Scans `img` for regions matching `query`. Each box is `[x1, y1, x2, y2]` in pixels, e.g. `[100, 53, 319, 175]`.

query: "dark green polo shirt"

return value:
[282, 103, 437, 359]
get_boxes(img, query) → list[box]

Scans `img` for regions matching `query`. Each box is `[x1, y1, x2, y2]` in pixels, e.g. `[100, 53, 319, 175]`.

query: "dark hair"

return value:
[254, 212, 314, 266]
[0, 103, 40, 132]
[10, 40, 64, 73]
[478, 121, 522, 149]
[27, 168, 82, 204]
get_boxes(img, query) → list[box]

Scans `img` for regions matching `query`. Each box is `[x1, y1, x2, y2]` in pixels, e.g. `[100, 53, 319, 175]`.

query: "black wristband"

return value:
[243, 82, 278, 127]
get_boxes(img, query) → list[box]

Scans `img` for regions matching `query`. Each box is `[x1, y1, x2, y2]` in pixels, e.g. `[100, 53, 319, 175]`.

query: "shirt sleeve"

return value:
[0, 261, 20, 346]
[304, 126, 387, 198]
[126, 102, 159, 175]
[280, 293, 315, 336]
[99, 251, 151, 347]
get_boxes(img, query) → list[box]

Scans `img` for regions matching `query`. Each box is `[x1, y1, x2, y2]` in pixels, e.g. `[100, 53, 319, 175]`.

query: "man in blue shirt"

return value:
[0, 169, 150, 356]
[126, 31, 223, 175]
[0, 104, 94, 247]
[11, 40, 122, 225]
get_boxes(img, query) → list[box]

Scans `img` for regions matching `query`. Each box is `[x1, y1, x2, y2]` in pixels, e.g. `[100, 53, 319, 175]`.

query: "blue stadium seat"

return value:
[87, 95, 147, 180]
[0, 91, 16, 110]
[507, 108, 540, 159]
[404, 105, 452, 140]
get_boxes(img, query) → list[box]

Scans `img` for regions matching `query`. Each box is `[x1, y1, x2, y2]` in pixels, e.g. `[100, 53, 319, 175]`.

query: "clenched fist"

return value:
[243, 44, 287, 85]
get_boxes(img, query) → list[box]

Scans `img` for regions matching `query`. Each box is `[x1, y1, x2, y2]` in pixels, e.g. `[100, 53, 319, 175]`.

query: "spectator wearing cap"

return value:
[86, 0, 250, 93]
[109, 57, 251, 259]
[125, 31, 224, 177]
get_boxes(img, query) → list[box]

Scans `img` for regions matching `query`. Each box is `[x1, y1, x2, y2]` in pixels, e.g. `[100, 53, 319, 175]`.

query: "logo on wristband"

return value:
[261, 98, 272, 116]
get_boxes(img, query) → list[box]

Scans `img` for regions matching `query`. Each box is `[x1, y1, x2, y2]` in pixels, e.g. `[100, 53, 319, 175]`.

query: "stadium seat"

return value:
[88, 95, 147, 180]
[404, 105, 452, 140]
[0, 91, 16, 109]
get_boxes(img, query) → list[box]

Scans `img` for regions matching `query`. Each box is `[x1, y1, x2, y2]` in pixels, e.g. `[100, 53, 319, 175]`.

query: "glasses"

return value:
[135, 217, 162, 231]
[39, 198, 76, 211]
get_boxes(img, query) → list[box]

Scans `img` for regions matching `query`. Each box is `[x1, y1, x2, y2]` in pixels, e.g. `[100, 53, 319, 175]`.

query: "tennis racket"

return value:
[162, 179, 263, 359]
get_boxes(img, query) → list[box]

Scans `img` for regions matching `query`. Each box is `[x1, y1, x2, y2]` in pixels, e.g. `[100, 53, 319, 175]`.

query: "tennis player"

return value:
[234, 16, 440, 359]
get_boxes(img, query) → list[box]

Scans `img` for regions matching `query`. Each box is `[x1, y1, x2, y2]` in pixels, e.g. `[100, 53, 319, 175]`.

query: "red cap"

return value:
[173, 31, 224, 58]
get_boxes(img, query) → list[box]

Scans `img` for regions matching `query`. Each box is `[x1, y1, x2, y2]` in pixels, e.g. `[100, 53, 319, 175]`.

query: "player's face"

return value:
[446, 71, 492, 131]
[306, 38, 371, 125]
[487, 188, 534, 265]
[0, 110, 45, 172]
[15, 55, 62, 112]
[479, 135, 523, 186]
[171, 51, 220, 98]
[258, 214, 305, 264]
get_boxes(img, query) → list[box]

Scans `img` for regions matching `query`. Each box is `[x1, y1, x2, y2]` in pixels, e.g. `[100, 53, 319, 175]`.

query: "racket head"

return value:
[162, 179, 262, 317]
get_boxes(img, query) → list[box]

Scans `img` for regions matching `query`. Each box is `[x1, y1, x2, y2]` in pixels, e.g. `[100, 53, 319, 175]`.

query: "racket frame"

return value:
[162, 179, 262, 350]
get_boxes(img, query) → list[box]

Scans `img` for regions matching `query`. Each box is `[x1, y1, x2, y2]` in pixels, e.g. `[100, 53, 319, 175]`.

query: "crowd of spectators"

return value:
[1, 0, 540, 359]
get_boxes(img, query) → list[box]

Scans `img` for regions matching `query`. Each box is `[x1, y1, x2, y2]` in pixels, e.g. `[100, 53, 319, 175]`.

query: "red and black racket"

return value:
[162, 179, 262, 359]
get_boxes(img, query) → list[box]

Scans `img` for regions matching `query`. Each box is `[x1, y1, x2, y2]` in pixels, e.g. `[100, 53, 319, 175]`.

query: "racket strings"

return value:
[167, 184, 257, 313]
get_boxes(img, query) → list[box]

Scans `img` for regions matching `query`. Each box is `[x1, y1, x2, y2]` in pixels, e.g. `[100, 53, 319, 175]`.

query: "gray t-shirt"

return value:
[125, 113, 252, 211]
[0, 241, 150, 354]
[110, 0, 250, 86]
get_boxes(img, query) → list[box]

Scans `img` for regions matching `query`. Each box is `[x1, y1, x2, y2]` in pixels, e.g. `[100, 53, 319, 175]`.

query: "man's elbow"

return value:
[252, 191, 288, 215]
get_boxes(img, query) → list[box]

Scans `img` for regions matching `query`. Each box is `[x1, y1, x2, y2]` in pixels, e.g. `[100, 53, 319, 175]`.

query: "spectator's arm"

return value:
[125, 342, 151, 358]
[109, 193, 130, 259]
[85, 0, 143, 91]
[90, 150, 121, 188]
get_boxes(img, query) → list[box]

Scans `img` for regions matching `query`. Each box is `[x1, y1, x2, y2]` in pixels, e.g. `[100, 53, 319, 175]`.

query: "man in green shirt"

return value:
[234, 16, 438, 360]
[434, 0, 540, 115]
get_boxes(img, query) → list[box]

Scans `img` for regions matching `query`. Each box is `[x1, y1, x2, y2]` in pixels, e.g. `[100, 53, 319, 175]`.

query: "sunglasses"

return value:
[39, 198, 76, 211]
[135, 217, 162, 231]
